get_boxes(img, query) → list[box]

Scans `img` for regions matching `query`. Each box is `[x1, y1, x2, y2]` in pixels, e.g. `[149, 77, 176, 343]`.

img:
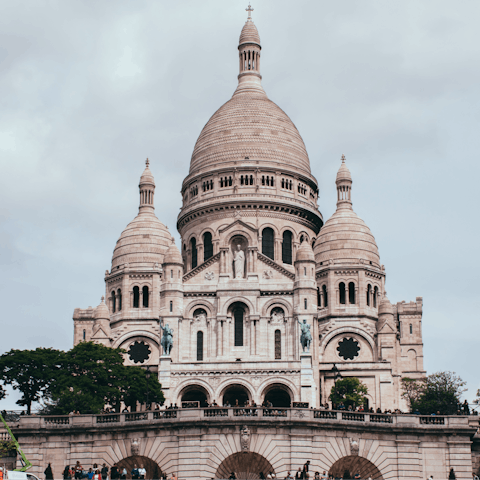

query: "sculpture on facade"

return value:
[160, 320, 174, 356]
[240, 425, 251, 452]
[233, 244, 245, 279]
[270, 308, 285, 323]
[298, 318, 312, 353]
[131, 438, 140, 456]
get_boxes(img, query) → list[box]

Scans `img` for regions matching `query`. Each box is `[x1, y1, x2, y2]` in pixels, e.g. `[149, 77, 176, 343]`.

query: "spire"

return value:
[234, 4, 264, 97]
[139, 158, 155, 213]
[336, 154, 353, 210]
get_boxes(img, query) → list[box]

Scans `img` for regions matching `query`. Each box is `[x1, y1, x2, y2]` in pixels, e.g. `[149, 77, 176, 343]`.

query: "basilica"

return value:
[73, 8, 425, 412]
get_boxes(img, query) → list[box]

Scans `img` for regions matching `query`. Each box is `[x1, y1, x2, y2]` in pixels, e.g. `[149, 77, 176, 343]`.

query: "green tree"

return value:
[122, 366, 164, 410]
[329, 377, 368, 409]
[50, 342, 164, 414]
[401, 377, 426, 411]
[402, 372, 466, 415]
[0, 348, 63, 414]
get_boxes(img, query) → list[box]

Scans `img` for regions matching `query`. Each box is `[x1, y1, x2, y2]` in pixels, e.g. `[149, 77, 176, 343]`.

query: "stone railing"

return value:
[12, 409, 479, 431]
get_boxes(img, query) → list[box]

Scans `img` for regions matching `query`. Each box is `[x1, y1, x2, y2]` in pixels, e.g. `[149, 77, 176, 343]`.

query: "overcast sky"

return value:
[1, 0, 479, 410]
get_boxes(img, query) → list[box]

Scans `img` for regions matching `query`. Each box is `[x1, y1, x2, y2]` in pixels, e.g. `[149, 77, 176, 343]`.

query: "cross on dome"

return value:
[341, 154, 346, 163]
[146, 158, 150, 167]
[246, 3, 253, 19]
[101, 296, 105, 302]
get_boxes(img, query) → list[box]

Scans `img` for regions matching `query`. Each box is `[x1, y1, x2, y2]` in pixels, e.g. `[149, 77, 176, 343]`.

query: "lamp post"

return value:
[145, 366, 151, 410]
[331, 364, 342, 410]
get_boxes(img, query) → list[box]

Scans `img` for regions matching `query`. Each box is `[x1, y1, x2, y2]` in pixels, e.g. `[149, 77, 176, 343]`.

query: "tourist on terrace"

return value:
[120, 467, 127, 480]
[101, 464, 109, 480]
[284, 473, 293, 480]
[138, 465, 146, 479]
[74, 461, 83, 479]
[295, 467, 302, 479]
[63, 465, 72, 480]
[462, 400, 470, 415]
[111, 464, 119, 480]
[93, 470, 101, 480]
[87, 467, 94, 480]
[44, 464, 53, 480]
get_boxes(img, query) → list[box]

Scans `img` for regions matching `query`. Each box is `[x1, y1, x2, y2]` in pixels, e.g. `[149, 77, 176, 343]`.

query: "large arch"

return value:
[220, 383, 252, 407]
[329, 456, 383, 479]
[179, 384, 210, 407]
[116, 456, 162, 480]
[215, 452, 275, 479]
[262, 383, 292, 407]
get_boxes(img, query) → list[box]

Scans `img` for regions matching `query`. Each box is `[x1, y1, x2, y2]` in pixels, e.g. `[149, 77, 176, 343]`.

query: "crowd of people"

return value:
[53, 462, 182, 480]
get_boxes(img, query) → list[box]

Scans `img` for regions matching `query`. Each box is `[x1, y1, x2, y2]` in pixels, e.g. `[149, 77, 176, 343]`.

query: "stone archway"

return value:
[222, 384, 251, 407]
[263, 383, 292, 407]
[180, 384, 210, 407]
[329, 456, 383, 479]
[116, 455, 162, 480]
[215, 452, 274, 479]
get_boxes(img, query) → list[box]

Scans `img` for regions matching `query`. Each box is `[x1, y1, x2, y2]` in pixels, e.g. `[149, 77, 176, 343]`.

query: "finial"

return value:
[101, 296, 105, 302]
[341, 154, 346, 163]
[246, 3, 253, 19]
[146, 158, 149, 167]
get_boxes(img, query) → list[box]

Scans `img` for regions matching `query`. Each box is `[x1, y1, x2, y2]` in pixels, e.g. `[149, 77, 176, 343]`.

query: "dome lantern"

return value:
[336, 154, 353, 209]
[139, 158, 155, 213]
[235, 4, 264, 97]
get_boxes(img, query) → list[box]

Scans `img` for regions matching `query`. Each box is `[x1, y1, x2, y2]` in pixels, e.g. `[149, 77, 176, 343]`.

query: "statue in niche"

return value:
[233, 244, 245, 279]
[160, 319, 174, 356]
[270, 307, 285, 323]
[298, 318, 312, 353]
[194, 308, 207, 322]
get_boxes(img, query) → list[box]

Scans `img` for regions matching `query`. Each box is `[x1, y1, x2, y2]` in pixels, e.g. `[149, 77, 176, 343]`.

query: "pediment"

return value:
[378, 319, 395, 333]
[183, 252, 220, 284]
[257, 252, 295, 281]
[92, 326, 109, 340]
[219, 219, 257, 235]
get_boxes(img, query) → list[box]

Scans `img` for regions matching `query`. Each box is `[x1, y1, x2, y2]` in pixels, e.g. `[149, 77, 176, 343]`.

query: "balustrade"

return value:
[43, 416, 70, 425]
[125, 413, 148, 422]
[420, 416, 445, 425]
[96, 414, 120, 424]
[341, 412, 365, 422]
[204, 409, 228, 417]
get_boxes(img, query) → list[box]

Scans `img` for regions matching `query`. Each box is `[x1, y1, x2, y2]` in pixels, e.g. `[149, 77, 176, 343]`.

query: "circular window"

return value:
[337, 337, 360, 361]
[128, 341, 151, 364]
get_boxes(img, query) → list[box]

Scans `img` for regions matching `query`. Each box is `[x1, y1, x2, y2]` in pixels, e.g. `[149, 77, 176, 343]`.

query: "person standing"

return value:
[110, 465, 119, 480]
[120, 468, 127, 480]
[0, 466, 4, 480]
[302, 461, 310, 479]
[63, 465, 72, 480]
[44, 463, 54, 480]
[101, 464, 109, 480]
[138, 465, 146, 480]
[295, 468, 302, 480]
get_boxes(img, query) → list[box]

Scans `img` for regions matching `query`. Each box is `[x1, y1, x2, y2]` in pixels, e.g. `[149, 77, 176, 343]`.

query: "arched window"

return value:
[117, 289, 122, 311]
[304, 298, 308, 309]
[203, 232, 213, 262]
[142, 286, 149, 308]
[234, 306, 244, 346]
[348, 282, 356, 304]
[274, 330, 281, 359]
[83, 329, 86, 341]
[373, 286, 378, 308]
[191, 238, 197, 269]
[111, 291, 116, 313]
[300, 234, 305, 244]
[282, 230, 293, 264]
[322, 285, 328, 307]
[367, 284, 371, 306]
[339, 282, 346, 305]
[409, 324, 413, 335]
[197, 331, 204, 361]
[170, 300, 173, 312]
[262, 227, 274, 260]
[133, 286, 140, 308]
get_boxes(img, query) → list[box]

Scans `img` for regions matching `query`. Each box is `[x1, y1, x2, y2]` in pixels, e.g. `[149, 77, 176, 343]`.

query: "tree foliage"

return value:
[329, 377, 368, 409]
[0, 342, 164, 415]
[401, 372, 466, 415]
[0, 348, 62, 414]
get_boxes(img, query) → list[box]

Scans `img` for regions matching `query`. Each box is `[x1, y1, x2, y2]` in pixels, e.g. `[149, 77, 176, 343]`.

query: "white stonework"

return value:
[73, 10, 426, 414]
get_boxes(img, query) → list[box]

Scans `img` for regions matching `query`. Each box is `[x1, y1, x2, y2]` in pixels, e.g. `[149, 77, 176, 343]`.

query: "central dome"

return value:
[189, 90, 312, 177]
[188, 14, 312, 179]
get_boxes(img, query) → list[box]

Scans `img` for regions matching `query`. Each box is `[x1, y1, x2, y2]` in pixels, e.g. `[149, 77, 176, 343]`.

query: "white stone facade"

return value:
[73, 10, 425, 413]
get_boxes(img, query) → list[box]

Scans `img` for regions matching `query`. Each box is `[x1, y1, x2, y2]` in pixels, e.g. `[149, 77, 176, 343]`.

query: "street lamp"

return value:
[331, 364, 342, 410]
[145, 366, 151, 410]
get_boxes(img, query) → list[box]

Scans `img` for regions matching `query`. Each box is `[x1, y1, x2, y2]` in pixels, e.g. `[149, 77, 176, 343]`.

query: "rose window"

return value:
[337, 337, 360, 360]
[128, 341, 151, 364]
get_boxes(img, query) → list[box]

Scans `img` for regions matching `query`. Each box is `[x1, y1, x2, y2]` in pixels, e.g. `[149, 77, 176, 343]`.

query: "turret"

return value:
[139, 158, 155, 213]
[91, 296, 111, 346]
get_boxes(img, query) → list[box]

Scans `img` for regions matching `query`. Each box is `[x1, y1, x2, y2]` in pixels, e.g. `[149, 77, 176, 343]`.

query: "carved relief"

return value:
[263, 270, 274, 279]
[240, 425, 250, 452]
[270, 307, 285, 323]
[205, 271, 215, 281]
[350, 438, 359, 456]
[131, 438, 140, 456]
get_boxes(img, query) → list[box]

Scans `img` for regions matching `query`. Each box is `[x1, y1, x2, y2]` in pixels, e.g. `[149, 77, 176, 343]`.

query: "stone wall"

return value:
[10, 410, 479, 480]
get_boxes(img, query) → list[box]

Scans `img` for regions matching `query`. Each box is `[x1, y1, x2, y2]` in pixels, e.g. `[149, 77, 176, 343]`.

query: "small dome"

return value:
[140, 159, 155, 186]
[295, 241, 315, 262]
[336, 155, 352, 183]
[239, 19, 261, 46]
[95, 297, 110, 320]
[314, 208, 380, 266]
[164, 242, 183, 265]
[111, 212, 173, 270]
[378, 295, 394, 315]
